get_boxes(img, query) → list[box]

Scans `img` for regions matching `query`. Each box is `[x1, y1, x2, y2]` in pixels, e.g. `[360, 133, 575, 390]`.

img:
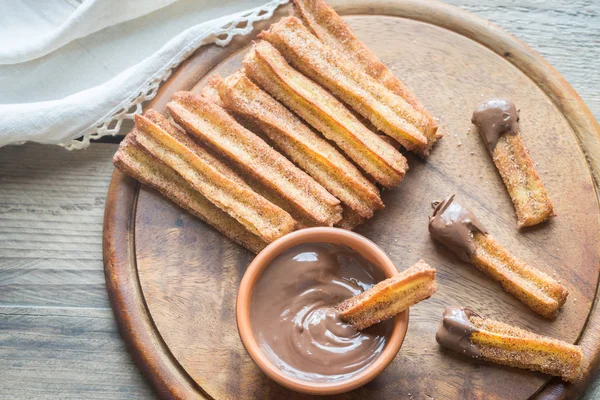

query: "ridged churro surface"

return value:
[493, 134, 556, 228]
[437, 307, 583, 382]
[291, 0, 440, 150]
[167, 91, 343, 226]
[113, 131, 266, 253]
[260, 17, 430, 153]
[472, 232, 568, 318]
[429, 195, 567, 318]
[472, 98, 555, 228]
[337, 260, 437, 330]
[244, 41, 408, 187]
[130, 111, 295, 242]
[216, 71, 383, 218]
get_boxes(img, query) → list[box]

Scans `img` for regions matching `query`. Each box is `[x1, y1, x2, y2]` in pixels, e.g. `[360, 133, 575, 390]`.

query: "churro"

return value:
[130, 110, 295, 243]
[436, 307, 583, 382]
[197, 86, 317, 228]
[336, 207, 365, 231]
[216, 71, 383, 218]
[336, 260, 437, 330]
[472, 99, 555, 228]
[291, 0, 440, 150]
[199, 76, 225, 107]
[113, 128, 267, 253]
[429, 195, 567, 318]
[166, 91, 343, 226]
[243, 41, 408, 187]
[260, 16, 430, 153]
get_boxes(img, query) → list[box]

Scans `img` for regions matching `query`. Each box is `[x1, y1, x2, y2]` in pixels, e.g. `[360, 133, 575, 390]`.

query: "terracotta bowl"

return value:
[236, 227, 409, 395]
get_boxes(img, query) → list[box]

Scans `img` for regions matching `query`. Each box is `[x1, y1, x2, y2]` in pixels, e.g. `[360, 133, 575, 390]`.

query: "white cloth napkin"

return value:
[0, 0, 288, 149]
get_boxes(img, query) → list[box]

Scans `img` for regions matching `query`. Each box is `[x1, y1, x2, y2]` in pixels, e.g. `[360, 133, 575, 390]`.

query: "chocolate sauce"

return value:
[436, 306, 481, 358]
[428, 195, 488, 262]
[471, 98, 519, 152]
[250, 243, 393, 382]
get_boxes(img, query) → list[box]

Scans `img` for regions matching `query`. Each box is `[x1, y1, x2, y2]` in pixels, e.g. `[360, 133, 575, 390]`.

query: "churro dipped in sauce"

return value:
[250, 243, 392, 382]
[471, 98, 519, 152]
[471, 99, 555, 228]
[436, 306, 583, 381]
[436, 306, 481, 357]
[428, 195, 567, 318]
[428, 195, 488, 262]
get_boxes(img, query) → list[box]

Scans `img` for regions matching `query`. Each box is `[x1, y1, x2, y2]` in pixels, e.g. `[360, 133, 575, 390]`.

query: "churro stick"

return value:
[260, 17, 430, 153]
[216, 71, 383, 218]
[335, 207, 365, 231]
[471, 232, 568, 318]
[199, 76, 225, 107]
[114, 132, 267, 253]
[336, 260, 437, 330]
[131, 111, 295, 243]
[291, 0, 440, 150]
[200, 80, 342, 230]
[429, 195, 568, 318]
[167, 91, 343, 226]
[243, 41, 408, 187]
[436, 307, 583, 382]
[236, 166, 319, 230]
[199, 81, 319, 228]
[472, 99, 555, 228]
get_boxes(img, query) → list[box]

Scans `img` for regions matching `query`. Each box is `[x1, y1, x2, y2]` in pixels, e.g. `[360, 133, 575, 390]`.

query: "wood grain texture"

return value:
[0, 306, 154, 399]
[106, 2, 600, 399]
[0, 144, 157, 399]
[1, 1, 599, 399]
[0, 144, 115, 309]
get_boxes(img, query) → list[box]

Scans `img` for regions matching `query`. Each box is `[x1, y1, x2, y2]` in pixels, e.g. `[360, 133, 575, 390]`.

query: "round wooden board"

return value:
[103, 1, 600, 399]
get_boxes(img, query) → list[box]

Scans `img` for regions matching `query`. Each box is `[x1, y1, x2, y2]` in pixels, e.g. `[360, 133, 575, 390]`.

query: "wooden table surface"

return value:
[1, 1, 598, 398]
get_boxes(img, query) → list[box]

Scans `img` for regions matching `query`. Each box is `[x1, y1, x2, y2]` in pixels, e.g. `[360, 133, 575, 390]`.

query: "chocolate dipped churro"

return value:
[337, 260, 437, 330]
[472, 99, 555, 228]
[429, 195, 568, 318]
[215, 71, 383, 218]
[436, 307, 583, 382]
[260, 17, 431, 153]
[166, 91, 343, 226]
[243, 40, 408, 187]
[291, 0, 440, 150]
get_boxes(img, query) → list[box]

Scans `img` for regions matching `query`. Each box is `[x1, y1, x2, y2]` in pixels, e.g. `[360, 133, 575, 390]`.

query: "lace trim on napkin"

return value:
[64, 0, 288, 150]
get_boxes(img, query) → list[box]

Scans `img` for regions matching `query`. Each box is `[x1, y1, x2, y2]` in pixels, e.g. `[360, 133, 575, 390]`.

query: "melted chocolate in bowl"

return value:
[250, 243, 393, 383]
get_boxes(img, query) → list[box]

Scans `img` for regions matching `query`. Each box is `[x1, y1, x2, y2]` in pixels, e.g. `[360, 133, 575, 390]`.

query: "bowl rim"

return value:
[236, 227, 409, 395]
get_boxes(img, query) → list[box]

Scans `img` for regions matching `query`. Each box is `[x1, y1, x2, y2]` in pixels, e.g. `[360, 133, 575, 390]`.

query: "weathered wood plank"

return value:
[0, 143, 155, 398]
[0, 143, 116, 308]
[0, 307, 156, 400]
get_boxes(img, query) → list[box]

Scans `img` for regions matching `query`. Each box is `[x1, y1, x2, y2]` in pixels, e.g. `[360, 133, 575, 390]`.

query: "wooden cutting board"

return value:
[103, 1, 600, 398]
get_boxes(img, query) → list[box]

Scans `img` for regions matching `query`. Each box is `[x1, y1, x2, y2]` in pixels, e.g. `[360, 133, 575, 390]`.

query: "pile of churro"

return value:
[113, 0, 582, 385]
[114, 0, 438, 251]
